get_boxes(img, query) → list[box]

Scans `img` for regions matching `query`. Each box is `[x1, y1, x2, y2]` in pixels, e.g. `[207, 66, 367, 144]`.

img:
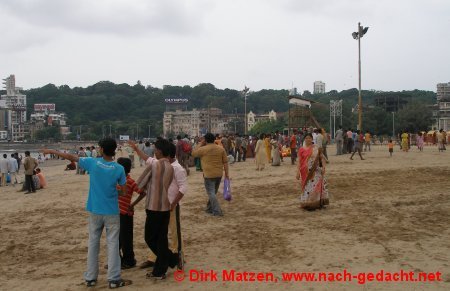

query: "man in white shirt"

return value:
[8, 154, 19, 185]
[0, 154, 10, 186]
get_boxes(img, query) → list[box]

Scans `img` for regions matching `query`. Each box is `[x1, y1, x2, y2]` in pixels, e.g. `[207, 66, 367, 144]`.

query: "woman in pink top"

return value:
[35, 168, 47, 189]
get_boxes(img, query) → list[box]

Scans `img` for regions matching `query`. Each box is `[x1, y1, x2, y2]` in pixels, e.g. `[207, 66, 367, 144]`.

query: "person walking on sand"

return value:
[0, 154, 10, 187]
[8, 153, 19, 185]
[388, 139, 394, 157]
[350, 130, 365, 160]
[23, 151, 38, 193]
[401, 130, 410, 152]
[437, 129, 445, 152]
[41, 138, 132, 289]
[191, 133, 229, 216]
[416, 131, 424, 152]
[270, 135, 281, 166]
[254, 133, 268, 171]
[335, 126, 344, 155]
[296, 133, 329, 210]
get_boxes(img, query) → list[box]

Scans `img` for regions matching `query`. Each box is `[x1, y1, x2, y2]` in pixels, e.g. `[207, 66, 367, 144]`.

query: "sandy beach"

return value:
[0, 145, 449, 290]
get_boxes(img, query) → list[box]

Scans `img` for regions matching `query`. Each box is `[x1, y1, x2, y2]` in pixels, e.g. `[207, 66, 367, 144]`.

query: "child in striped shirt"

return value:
[116, 157, 145, 269]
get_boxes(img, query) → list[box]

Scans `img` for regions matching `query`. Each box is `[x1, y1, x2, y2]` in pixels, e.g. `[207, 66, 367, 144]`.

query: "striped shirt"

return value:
[142, 157, 173, 211]
[118, 175, 142, 216]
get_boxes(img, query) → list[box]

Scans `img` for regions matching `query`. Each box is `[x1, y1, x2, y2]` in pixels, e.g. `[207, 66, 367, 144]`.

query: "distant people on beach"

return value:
[350, 130, 365, 160]
[255, 134, 267, 170]
[388, 139, 394, 157]
[437, 129, 446, 152]
[335, 126, 344, 155]
[416, 132, 424, 152]
[0, 154, 10, 187]
[23, 151, 38, 193]
[35, 168, 47, 189]
[9, 153, 19, 185]
[41, 138, 133, 288]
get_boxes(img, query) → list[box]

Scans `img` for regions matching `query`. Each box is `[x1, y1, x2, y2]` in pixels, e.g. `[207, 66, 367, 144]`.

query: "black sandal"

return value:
[108, 279, 132, 289]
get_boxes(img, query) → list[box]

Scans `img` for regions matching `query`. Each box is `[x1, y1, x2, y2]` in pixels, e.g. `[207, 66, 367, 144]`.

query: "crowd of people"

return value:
[4, 124, 444, 288]
[0, 151, 46, 192]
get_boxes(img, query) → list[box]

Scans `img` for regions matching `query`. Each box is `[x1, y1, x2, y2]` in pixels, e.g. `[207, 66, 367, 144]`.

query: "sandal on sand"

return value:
[109, 279, 132, 289]
[85, 280, 97, 287]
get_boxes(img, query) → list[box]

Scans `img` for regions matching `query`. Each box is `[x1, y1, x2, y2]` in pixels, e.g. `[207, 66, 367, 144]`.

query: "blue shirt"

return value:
[79, 157, 126, 215]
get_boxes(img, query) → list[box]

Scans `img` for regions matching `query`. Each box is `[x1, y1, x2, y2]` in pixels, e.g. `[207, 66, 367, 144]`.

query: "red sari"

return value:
[298, 145, 313, 191]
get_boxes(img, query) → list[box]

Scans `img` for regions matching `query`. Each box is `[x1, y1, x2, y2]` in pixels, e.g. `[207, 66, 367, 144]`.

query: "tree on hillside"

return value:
[395, 101, 433, 132]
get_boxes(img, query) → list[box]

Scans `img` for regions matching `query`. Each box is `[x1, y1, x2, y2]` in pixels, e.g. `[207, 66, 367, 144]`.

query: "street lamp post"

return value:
[148, 125, 151, 138]
[352, 22, 369, 131]
[136, 124, 139, 140]
[242, 86, 250, 135]
[392, 112, 395, 139]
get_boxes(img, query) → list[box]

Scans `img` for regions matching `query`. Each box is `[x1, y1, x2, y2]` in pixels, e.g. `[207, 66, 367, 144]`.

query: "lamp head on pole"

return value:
[352, 23, 369, 40]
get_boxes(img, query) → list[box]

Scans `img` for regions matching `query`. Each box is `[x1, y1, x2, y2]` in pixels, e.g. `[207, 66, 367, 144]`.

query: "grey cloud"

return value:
[0, 0, 213, 37]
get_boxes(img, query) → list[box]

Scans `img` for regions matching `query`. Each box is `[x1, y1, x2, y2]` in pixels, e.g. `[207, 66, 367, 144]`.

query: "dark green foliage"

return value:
[18, 82, 435, 138]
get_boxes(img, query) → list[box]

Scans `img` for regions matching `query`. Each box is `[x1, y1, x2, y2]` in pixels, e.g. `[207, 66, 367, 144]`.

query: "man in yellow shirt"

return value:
[192, 133, 229, 216]
[364, 131, 371, 152]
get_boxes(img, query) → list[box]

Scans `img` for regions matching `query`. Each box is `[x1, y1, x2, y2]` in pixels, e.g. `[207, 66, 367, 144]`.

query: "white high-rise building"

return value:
[0, 75, 27, 141]
[313, 81, 326, 94]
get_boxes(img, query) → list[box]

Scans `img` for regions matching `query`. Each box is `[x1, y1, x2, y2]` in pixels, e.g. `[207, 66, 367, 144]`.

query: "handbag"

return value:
[223, 178, 232, 201]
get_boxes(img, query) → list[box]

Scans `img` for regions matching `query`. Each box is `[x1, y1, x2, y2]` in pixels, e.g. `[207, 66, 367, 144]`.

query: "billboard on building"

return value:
[34, 103, 56, 112]
[164, 98, 189, 104]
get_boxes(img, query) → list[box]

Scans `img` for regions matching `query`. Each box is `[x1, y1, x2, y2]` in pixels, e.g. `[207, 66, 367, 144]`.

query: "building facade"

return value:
[163, 107, 267, 137]
[435, 82, 450, 131]
[247, 110, 277, 131]
[30, 103, 67, 126]
[313, 81, 326, 94]
[0, 75, 27, 141]
[164, 108, 232, 137]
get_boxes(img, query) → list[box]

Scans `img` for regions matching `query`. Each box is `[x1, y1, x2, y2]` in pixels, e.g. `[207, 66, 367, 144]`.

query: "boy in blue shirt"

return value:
[42, 138, 132, 289]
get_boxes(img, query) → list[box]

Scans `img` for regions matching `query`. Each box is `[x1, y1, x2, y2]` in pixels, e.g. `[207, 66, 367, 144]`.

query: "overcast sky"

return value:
[1, 0, 449, 92]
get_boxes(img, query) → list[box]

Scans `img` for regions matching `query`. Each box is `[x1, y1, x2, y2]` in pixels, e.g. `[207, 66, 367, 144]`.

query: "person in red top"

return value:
[116, 157, 145, 269]
[290, 131, 298, 165]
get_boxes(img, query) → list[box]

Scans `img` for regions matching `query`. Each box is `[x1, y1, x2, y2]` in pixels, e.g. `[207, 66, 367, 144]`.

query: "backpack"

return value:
[181, 141, 192, 153]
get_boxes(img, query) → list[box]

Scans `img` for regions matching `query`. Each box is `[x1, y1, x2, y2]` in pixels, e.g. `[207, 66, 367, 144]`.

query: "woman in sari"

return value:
[270, 135, 281, 166]
[296, 133, 329, 210]
[401, 131, 409, 152]
[254, 134, 267, 171]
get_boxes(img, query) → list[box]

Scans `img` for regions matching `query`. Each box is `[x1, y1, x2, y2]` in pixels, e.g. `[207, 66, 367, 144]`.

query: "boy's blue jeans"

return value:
[84, 213, 121, 282]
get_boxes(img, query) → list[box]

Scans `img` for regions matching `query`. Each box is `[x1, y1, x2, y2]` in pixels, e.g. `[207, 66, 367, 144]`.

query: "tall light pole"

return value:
[352, 22, 369, 131]
[392, 112, 395, 138]
[242, 86, 250, 135]
[136, 124, 139, 140]
[109, 124, 112, 137]
[148, 124, 151, 138]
